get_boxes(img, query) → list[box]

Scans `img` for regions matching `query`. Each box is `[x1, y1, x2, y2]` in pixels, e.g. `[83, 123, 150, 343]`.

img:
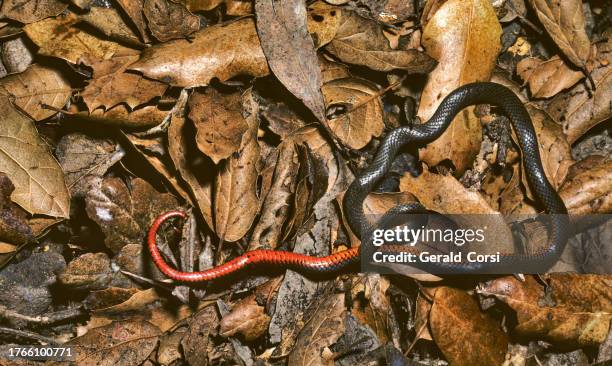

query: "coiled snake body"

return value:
[148, 82, 569, 281]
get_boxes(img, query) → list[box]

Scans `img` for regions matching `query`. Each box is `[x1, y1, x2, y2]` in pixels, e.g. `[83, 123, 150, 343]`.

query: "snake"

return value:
[147, 82, 569, 282]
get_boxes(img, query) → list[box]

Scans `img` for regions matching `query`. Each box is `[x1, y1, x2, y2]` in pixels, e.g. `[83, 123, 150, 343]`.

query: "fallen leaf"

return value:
[78, 7, 142, 45]
[23, 13, 132, 65]
[288, 292, 346, 365]
[182, 306, 218, 366]
[350, 274, 394, 344]
[0, 97, 69, 218]
[143, 0, 200, 42]
[66, 320, 161, 366]
[322, 77, 384, 149]
[517, 55, 584, 98]
[528, 0, 591, 68]
[0, 64, 71, 121]
[478, 274, 612, 346]
[430, 287, 508, 365]
[559, 156, 612, 215]
[130, 18, 269, 87]
[86, 104, 170, 129]
[548, 30, 612, 144]
[188, 88, 249, 164]
[255, 0, 327, 122]
[58, 252, 113, 290]
[311, 6, 436, 73]
[417, 0, 502, 174]
[176, 0, 252, 15]
[214, 92, 260, 242]
[81, 56, 167, 112]
[115, 0, 151, 43]
[0, 174, 34, 246]
[1, 0, 68, 24]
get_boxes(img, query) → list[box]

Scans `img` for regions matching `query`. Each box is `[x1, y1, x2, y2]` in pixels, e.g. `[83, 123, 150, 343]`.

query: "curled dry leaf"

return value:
[23, 14, 131, 65]
[81, 54, 167, 112]
[517, 56, 584, 98]
[214, 92, 260, 242]
[143, 0, 200, 42]
[288, 293, 346, 365]
[430, 287, 508, 365]
[64, 320, 161, 366]
[0, 98, 69, 218]
[78, 7, 142, 45]
[130, 19, 269, 87]
[309, 5, 436, 73]
[115, 0, 150, 43]
[0, 64, 71, 121]
[322, 77, 384, 149]
[548, 30, 612, 144]
[399, 167, 514, 254]
[188, 88, 249, 164]
[255, 0, 327, 122]
[417, 0, 502, 174]
[1, 0, 68, 24]
[559, 156, 612, 215]
[528, 0, 591, 68]
[86, 104, 170, 129]
[478, 274, 612, 346]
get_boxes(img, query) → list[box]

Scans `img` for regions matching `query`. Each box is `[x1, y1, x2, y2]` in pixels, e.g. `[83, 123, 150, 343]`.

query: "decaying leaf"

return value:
[478, 274, 612, 346]
[181, 306, 218, 366]
[0, 97, 69, 218]
[130, 19, 269, 87]
[528, 0, 591, 68]
[23, 14, 131, 65]
[0, 64, 71, 121]
[417, 0, 502, 174]
[517, 56, 584, 98]
[143, 0, 200, 42]
[430, 287, 508, 365]
[58, 252, 113, 290]
[548, 30, 612, 144]
[256, 0, 327, 122]
[0, 174, 34, 246]
[322, 77, 384, 149]
[1, 0, 68, 24]
[559, 156, 612, 215]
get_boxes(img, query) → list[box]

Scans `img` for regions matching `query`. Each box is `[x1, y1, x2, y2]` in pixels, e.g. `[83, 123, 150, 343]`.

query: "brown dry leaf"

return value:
[115, 0, 150, 43]
[322, 77, 384, 149]
[182, 306, 218, 366]
[560, 156, 612, 215]
[85, 177, 179, 253]
[399, 167, 514, 253]
[214, 92, 260, 242]
[176, 0, 252, 15]
[81, 56, 167, 112]
[288, 293, 346, 365]
[350, 275, 394, 344]
[168, 92, 215, 229]
[86, 104, 169, 129]
[143, 0, 200, 42]
[0, 97, 69, 218]
[520, 105, 573, 193]
[58, 252, 113, 290]
[311, 6, 436, 73]
[78, 7, 142, 45]
[548, 30, 612, 144]
[255, 0, 327, 122]
[65, 320, 161, 366]
[0, 64, 71, 121]
[84, 287, 140, 311]
[478, 275, 612, 346]
[130, 18, 269, 87]
[517, 56, 584, 98]
[528, 0, 591, 68]
[1, 0, 68, 24]
[0, 174, 34, 246]
[430, 287, 508, 365]
[188, 88, 249, 164]
[24, 14, 132, 65]
[414, 290, 434, 341]
[417, 0, 502, 175]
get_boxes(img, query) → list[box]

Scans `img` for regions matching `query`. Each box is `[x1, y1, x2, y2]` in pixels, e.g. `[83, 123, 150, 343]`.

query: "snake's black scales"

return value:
[344, 82, 569, 274]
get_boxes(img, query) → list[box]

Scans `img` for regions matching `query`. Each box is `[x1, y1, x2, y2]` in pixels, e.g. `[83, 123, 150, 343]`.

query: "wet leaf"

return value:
[417, 0, 502, 174]
[143, 0, 200, 42]
[430, 287, 508, 365]
[1, 0, 68, 24]
[517, 56, 584, 98]
[255, 0, 327, 122]
[478, 274, 612, 346]
[527, 0, 591, 68]
[0, 97, 69, 218]
[130, 19, 269, 87]
[0, 64, 71, 121]
[322, 77, 384, 149]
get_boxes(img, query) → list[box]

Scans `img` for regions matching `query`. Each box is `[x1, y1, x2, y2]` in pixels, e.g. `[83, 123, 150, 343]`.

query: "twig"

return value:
[0, 327, 59, 345]
[0, 306, 85, 325]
